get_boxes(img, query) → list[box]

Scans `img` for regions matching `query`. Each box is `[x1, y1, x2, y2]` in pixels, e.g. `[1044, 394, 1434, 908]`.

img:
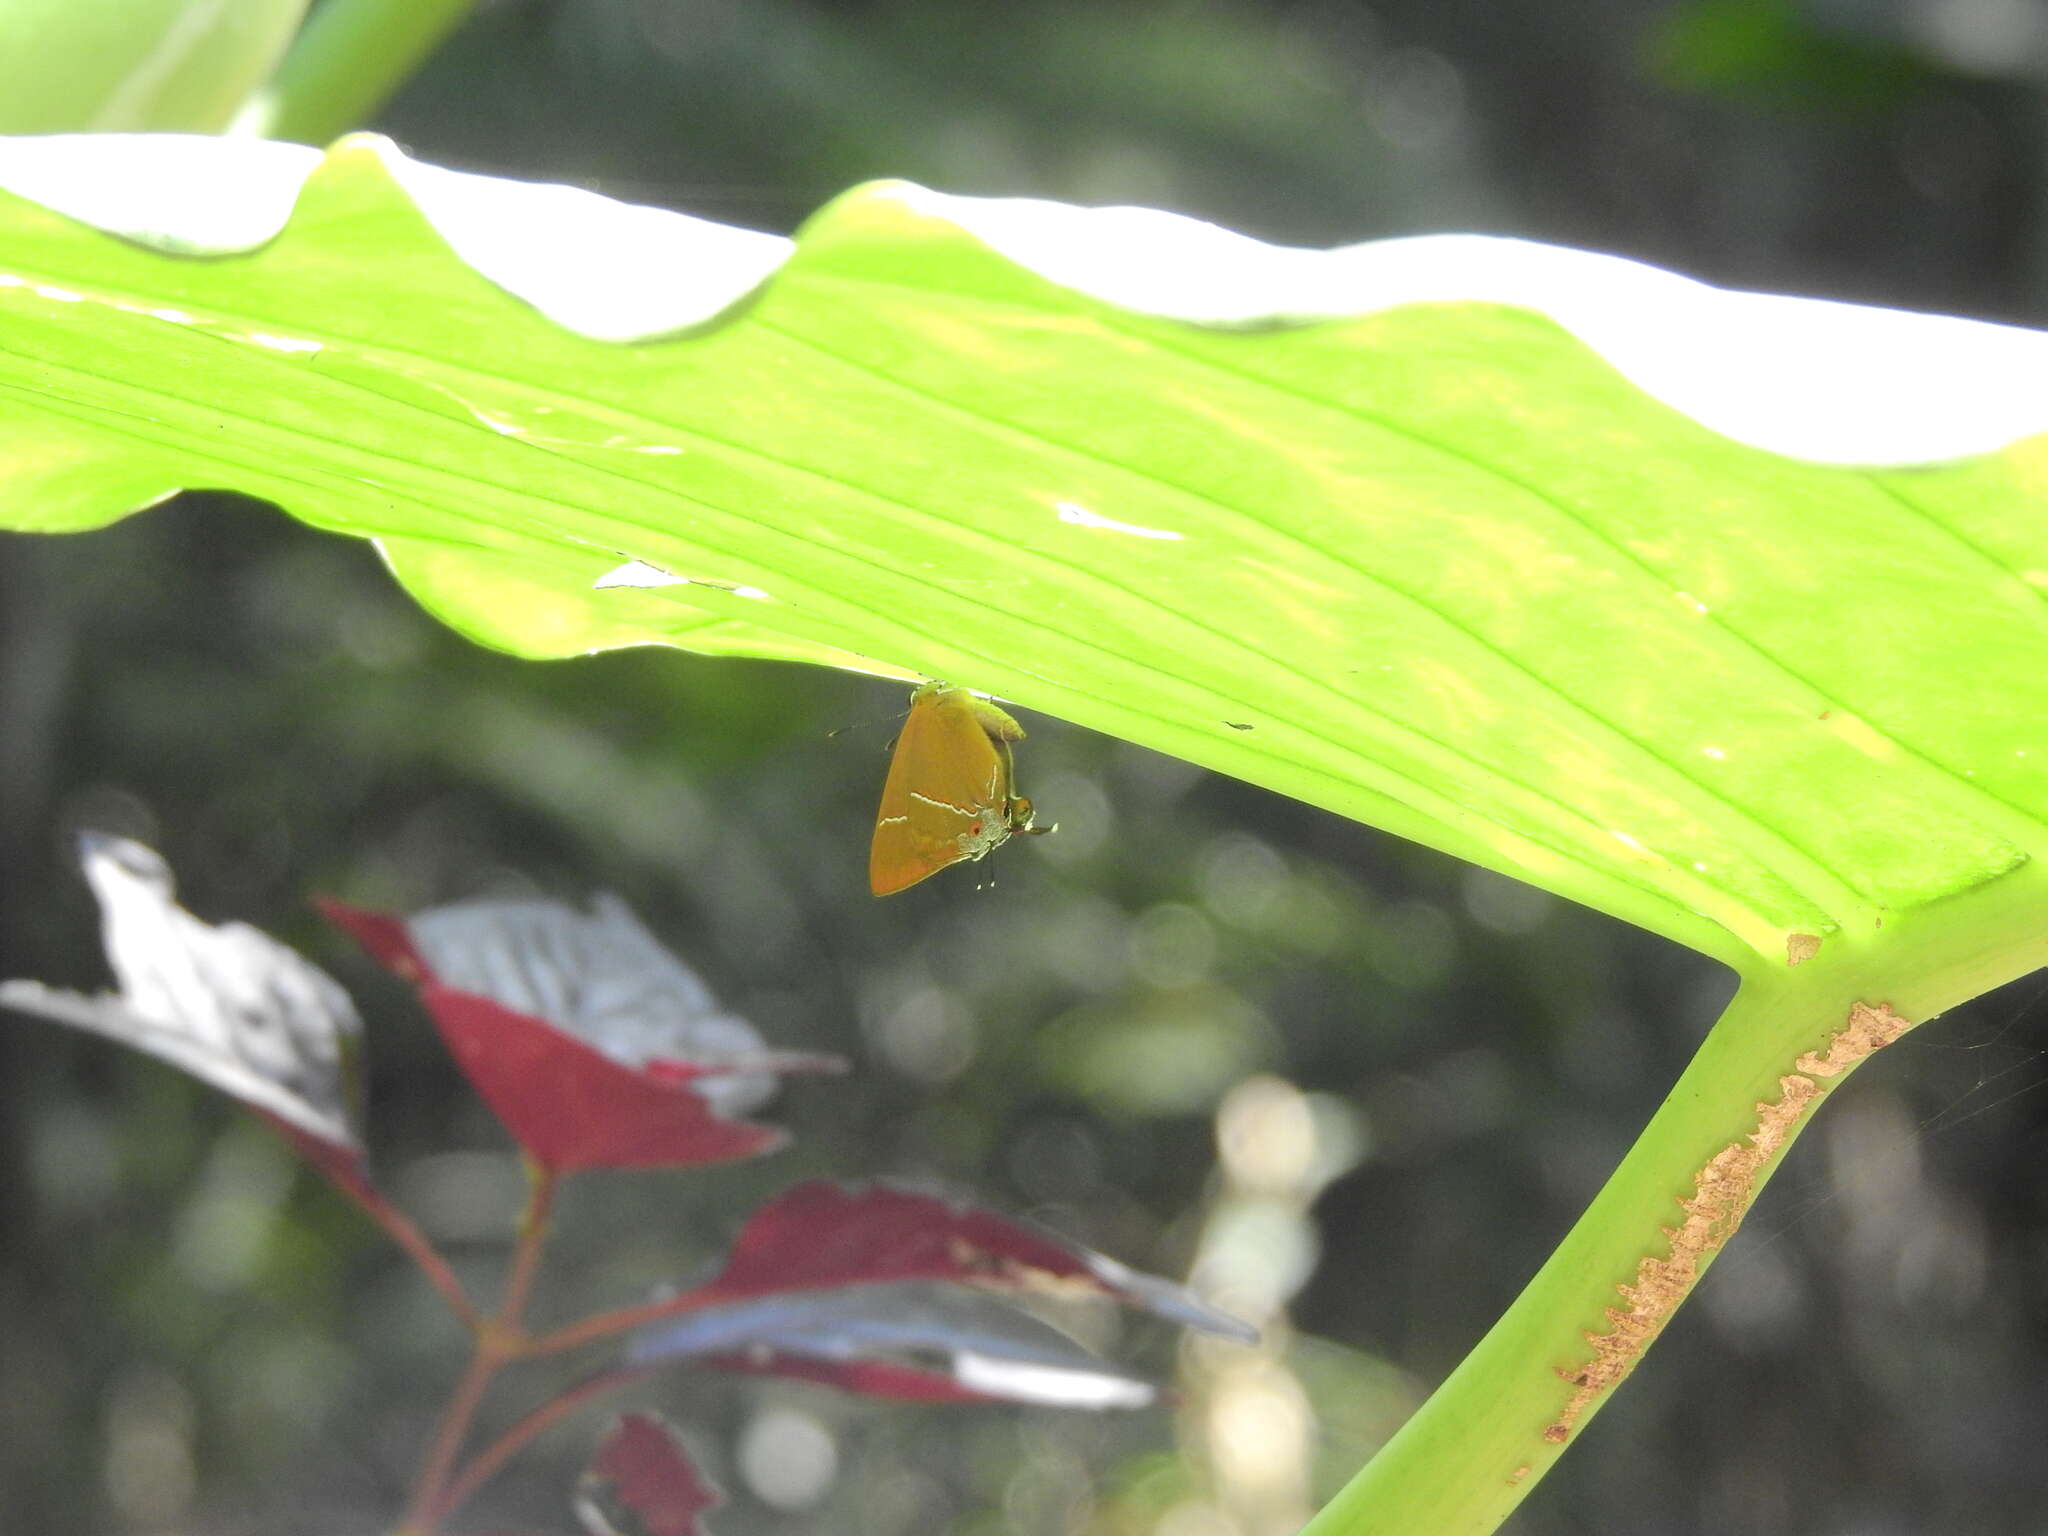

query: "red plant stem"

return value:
[397, 1162, 562, 1535]
[398, 1344, 501, 1535]
[519, 1284, 715, 1358]
[269, 1119, 479, 1333]
[498, 1163, 557, 1331]
[347, 1182, 480, 1332]
[436, 1366, 653, 1520]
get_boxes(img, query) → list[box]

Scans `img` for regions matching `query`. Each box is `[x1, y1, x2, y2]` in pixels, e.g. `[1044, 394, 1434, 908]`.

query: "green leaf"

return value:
[0, 131, 2044, 983]
[0, 0, 309, 133]
[6, 133, 2048, 1536]
[1646, 0, 1928, 116]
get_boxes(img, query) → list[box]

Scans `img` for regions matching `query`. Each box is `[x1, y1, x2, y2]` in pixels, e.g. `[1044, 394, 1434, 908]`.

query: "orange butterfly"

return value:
[869, 682, 1053, 897]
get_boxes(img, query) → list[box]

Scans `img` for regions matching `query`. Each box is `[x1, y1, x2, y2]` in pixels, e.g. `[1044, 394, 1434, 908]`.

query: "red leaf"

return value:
[627, 1282, 1159, 1409]
[320, 896, 842, 1174]
[577, 1414, 721, 1536]
[312, 897, 427, 980]
[702, 1349, 1004, 1403]
[695, 1182, 1252, 1339]
[420, 984, 785, 1173]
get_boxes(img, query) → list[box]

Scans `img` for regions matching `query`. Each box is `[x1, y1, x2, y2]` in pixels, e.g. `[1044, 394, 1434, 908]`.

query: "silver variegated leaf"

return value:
[627, 1281, 1157, 1410]
[401, 894, 782, 1115]
[0, 833, 362, 1155]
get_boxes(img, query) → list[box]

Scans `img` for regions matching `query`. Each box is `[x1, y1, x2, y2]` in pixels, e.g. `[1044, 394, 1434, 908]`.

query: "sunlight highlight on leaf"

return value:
[0, 134, 2044, 973]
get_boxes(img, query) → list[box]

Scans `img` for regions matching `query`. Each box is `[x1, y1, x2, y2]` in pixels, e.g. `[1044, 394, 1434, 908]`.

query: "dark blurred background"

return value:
[4, 1, 2048, 1532]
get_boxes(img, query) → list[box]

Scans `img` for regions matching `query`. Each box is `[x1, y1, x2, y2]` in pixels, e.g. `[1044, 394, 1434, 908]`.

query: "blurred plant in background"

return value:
[5, 833, 1252, 1533]
[2, 1, 2046, 1534]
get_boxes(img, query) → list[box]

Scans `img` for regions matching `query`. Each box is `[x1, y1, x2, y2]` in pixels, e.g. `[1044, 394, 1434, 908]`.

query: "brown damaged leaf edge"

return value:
[1541, 1000, 1911, 1445]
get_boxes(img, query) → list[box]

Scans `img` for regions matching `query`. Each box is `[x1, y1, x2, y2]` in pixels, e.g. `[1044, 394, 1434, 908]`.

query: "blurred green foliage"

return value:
[3, 2, 2047, 1534]
[1648, 0, 1929, 114]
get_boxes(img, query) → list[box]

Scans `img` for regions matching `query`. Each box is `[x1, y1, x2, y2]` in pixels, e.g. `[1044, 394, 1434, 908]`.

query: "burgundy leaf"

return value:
[576, 1414, 722, 1536]
[314, 899, 424, 979]
[2, 834, 365, 1178]
[628, 1282, 1157, 1410]
[421, 985, 786, 1172]
[694, 1181, 1253, 1341]
[700, 1350, 1005, 1403]
[319, 896, 842, 1173]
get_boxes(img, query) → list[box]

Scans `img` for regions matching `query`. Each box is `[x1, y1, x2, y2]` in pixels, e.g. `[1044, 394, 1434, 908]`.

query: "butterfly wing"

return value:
[869, 685, 1012, 897]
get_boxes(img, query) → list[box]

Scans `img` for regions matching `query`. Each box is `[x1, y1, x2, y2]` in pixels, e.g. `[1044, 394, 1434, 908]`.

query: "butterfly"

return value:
[869, 682, 1053, 896]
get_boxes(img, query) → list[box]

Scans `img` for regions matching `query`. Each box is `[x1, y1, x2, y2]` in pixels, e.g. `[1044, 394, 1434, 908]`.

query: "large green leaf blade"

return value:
[0, 1, 309, 134]
[1, 134, 2045, 971]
